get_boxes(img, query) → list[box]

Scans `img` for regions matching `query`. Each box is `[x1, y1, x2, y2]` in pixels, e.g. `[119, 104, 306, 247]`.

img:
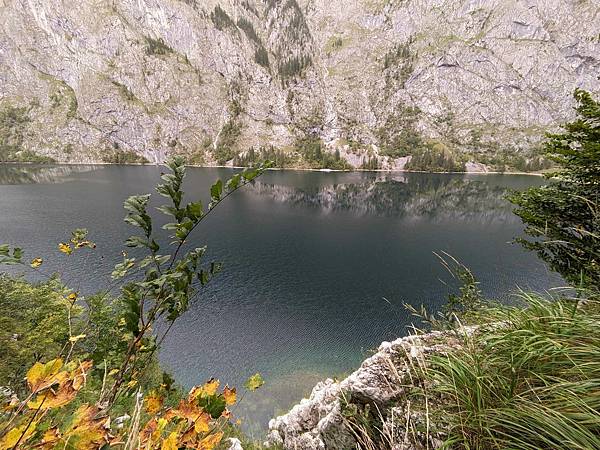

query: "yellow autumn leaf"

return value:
[197, 431, 223, 450]
[67, 292, 78, 302]
[223, 386, 236, 406]
[26, 358, 64, 391]
[0, 423, 37, 449]
[108, 368, 119, 376]
[161, 432, 178, 450]
[69, 334, 86, 343]
[40, 427, 61, 447]
[30, 257, 43, 268]
[189, 379, 219, 401]
[127, 379, 138, 388]
[194, 412, 210, 434]
[58, 242, 72, 255]
[63, 404, 109, 448]
[144, 392, 163, 415]
[75, 240, 96, 249]
[244, 373, 264, 391]
[28, 386, 73, 410]
[154, 418, 168, 441]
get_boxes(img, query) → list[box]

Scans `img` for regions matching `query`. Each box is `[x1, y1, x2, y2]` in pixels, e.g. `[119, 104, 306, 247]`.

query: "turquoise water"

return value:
[0, 164, 561, 435]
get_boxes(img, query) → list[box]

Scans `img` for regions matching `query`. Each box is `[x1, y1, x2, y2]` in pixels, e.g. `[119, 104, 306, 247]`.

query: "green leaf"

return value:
[198, 270, 209, 286]
[186, 201, 203, 221]
[124, 194, 150, 213]
[242, 168, 259, 182]
[125, 236, 149, 248]
[244, 373, 264, 391]
[210, 262, 223, 275]
[112, 258, 136, 279]
[12, 247, 23, 260]
[211, 179, 223, 202]
[226, 174, 241, 192]
[196, 394, 226, 419]
[156, 205, 179, 217]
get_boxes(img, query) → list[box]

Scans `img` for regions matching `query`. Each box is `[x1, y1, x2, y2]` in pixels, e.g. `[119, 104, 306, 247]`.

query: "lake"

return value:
[0, 164, 562, 436]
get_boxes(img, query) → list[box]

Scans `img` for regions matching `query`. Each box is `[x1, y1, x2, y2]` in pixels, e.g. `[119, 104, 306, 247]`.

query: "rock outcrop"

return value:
[267, 329, 470, 449]
[1, 0, 599, 168]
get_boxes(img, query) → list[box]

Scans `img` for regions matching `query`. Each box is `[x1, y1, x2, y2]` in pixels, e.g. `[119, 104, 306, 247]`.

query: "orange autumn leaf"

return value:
[28, 388, 76, 410]
[193, 413, 210, 434]
[223, 386, 236, 406]
[197, 431, 223, 450]
[169, 400, 209, 424]
[27, 360, 92, 410]
[60, 404, 110, 448]
[139, 417, 169, 445]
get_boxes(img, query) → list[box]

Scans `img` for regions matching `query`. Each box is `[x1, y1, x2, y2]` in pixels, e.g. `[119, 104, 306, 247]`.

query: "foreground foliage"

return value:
[417, 294, 600, 450]
[0, 157, 272, 448]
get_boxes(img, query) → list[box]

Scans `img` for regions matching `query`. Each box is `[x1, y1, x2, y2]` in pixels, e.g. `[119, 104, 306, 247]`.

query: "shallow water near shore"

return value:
[0, 164, 562, 436]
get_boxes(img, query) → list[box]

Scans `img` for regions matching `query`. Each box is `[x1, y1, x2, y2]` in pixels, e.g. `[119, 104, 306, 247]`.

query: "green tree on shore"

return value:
[509, 89, 600, 291]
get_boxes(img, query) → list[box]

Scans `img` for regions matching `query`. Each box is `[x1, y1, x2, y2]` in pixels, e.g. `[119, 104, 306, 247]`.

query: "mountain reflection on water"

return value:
[248, 175, 515, 222]
[0, 164, 100, 184]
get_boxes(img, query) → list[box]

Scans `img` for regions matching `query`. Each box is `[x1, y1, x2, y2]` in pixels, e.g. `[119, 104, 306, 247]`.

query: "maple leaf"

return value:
[0, 423, 37, 449]
[27, 360, 92, 410]
[161, 432, 178, 450]
[62, 404, 109, 449]
[244, 373, 264, 391]
[144, 391, 163, 415]
[169, 400, 208, 424]
[188, 379, 219, 401]
[197, 431, 223, 450]
[223, 386, 236, 406]
[26, 358, 65, 392]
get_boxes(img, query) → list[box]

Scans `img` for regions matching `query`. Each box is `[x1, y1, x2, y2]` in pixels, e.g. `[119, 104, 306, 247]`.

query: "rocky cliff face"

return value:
[266, 328, 473, 449]
[1, 0, 599, 169]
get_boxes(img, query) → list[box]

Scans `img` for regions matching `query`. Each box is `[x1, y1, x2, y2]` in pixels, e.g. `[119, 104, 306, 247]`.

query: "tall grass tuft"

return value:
[422, 294, 600, 450]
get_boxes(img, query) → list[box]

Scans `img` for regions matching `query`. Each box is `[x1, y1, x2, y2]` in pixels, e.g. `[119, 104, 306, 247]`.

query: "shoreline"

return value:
[0, 161, 546, 177]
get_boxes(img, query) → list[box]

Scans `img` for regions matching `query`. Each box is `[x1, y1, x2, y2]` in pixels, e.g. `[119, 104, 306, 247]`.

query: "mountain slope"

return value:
[0, 0, 598, 170]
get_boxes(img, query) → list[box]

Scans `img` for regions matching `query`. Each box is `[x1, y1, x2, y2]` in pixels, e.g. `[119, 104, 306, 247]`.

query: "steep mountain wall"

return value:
[1, 0, 599, 169]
